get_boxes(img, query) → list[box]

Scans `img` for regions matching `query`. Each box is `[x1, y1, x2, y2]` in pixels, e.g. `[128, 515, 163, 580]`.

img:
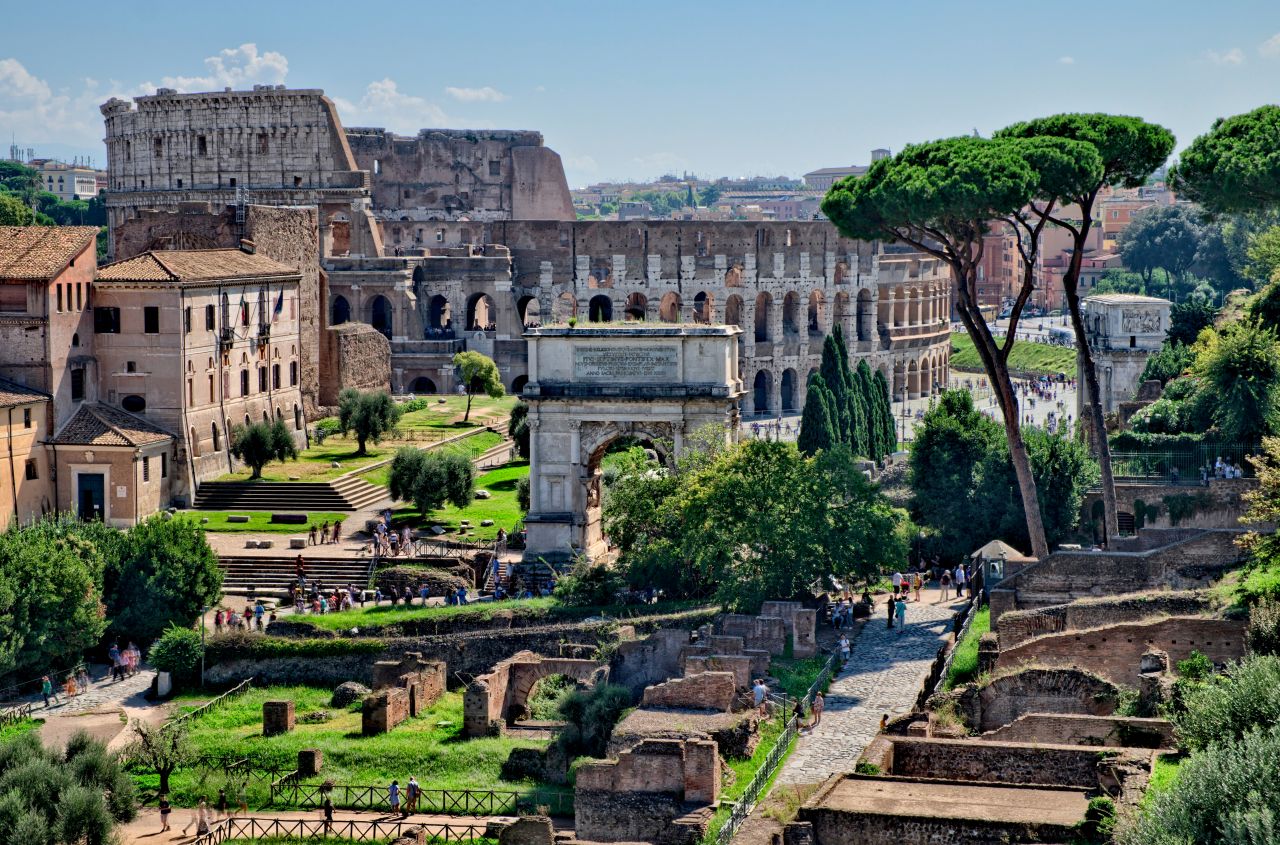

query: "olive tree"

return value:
[452, 351, 504, 422]
[996, 114, 1176, 543]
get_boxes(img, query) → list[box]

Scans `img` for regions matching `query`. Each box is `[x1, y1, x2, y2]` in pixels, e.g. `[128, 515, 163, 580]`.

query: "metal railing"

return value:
[1110, 443, 1258, 481]
[929, 598, 978, 702]
[713, 649, 842, 845]
[172, 678, 252, 728]
[194, 816, 497, 844]
[269, 782, 573, 817]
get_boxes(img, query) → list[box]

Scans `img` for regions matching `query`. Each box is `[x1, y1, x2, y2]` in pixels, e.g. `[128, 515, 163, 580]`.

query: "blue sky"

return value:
[2, 0, 1278, 186]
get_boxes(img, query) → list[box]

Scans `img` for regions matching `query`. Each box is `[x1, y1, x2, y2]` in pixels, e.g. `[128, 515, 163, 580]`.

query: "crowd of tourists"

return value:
[36, 640, 142, 708]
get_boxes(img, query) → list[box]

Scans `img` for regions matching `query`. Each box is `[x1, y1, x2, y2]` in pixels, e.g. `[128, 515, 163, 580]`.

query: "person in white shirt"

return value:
[954, 566, 967, 595]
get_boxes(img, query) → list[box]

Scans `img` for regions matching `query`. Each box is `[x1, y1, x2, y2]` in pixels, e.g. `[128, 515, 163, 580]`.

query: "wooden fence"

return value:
[194, 816, 497, 844]
[171, 678, 252, 728]
[270, 781, 573, 817]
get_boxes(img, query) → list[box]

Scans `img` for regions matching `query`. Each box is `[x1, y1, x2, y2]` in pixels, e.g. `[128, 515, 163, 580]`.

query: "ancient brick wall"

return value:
[996, 590, 1212, 648]
[575, 739, 719, 843]
[610, 628, 692, 697]
[463, 650, 607, 737]
[320, 323, 391, 407]
[802, 804, 1079, 845]
[362, 687, 409, 735]
[1083, 478, 1258, 531]
[885, 737, 1146, 789]
[640, 672, 736, 712]
[977, 714, 1174, 748]
[262, 700, 295, 736]
[996, 616, 1245, 687]
[932, 668, 1120, 733]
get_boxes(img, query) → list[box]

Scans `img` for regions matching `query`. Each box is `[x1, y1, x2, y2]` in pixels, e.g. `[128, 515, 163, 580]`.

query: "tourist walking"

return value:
[912, 572, 923, 603]
[752, 678, 769, 716]
[895, 596, 907, 631]
[809, 691, 825, 729]
[40, 675, 57, 708]
[309, 523, 318, 545]
[322, 796, 334, 834]
[216, 788, 229, 820]
[886, 595, 894, 629]
[388, 780, 401, 816]
[954, 565, 967, 599]
[938, 569, 951, 603]
[183, 797, 209, 835]
[839, 634, 851, 666]
[158, 796, 172, 832]
[332, 519, 343, 545]
[406, 775, 420, 813]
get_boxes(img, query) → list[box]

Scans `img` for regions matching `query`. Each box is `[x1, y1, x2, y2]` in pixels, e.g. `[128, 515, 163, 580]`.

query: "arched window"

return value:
[428, 295, 452, 331]
[71, 332, 79, 347]
[369, 295, 393, 339]
[211, 422, 221, 452]
[588, 295, 612, 323]
[466, 293, 495, 331]
[289, 361, 298, 386]
[294, 404, 302, 430]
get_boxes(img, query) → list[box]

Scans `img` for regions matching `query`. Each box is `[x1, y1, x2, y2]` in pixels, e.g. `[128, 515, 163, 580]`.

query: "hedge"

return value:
[205, 633, 385, 661]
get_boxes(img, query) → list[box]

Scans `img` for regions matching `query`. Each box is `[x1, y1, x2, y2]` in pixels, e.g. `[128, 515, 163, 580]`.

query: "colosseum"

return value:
[101, 86, 952, 418]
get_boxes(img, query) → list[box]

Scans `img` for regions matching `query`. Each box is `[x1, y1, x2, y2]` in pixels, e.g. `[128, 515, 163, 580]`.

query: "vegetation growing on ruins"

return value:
[301, 597, 707, 634]
[944, 607, 990, 689]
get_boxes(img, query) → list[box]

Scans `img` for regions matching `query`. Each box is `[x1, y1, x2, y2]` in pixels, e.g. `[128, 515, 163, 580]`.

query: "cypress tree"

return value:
[873, 368, 897, 454]
[797, 374, 836, 456]
[834, 326, 870, 457]
[819, 337, 851, 444]
[855, 361, 880, 460]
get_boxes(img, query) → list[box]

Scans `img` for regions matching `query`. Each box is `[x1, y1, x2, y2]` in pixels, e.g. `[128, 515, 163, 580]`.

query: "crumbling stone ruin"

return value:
[575, 738, 720, 844]
[362, 687, 409, 735]
[463, 650, 608, 738]
[262, 700, 295, 736]
[371, 652, 447, 717]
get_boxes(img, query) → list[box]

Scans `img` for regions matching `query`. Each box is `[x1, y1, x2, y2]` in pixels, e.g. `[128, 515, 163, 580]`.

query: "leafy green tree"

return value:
[996, 114, 1176, 546]
[1246, 225, 1280, 285]
[1196, 322, 1280, 443]
[104, 515, 222, 645]
[824, 135, 1103, 559]
[0, 192, 36, 226]
[452, 351, 505, 422]
[1169, 299, 1219, 346]
[146, 626, 204, 690]
[1140, 342, 1196, 386]
[1119, 205, 1203, 292]
[555, 683, 633, 758]
[388, 447, 474, 517]
[819, 336, 851, 445]
[1171, 105, 1280, 214]
[854, 361, 882, 460]
[229, 419, 297, 479]
[508, 401, 530, 459]
[337, 388, 402, 455]
[1172, 655, 1280, 752]
[797, 374, 837, 456]
[0, 518, 108, 677]
[552, 556, 625, 607]
[125, 720, 193, 797]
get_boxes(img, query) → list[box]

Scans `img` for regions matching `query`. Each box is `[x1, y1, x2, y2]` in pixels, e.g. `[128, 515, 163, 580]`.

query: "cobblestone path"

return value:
[777, 594, 960, 785]
[19, 666, 155, 716]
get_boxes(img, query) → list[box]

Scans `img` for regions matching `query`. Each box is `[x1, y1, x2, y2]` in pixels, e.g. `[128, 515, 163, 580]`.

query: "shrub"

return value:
[1074, 796, 1116, 843]
[398, 398, 431, 414]
[387, 447, 474, 518]
[147, 626, 204, 690]
[204, 633, 385, 662]
[555, 683, 632, 758]
[553, 558, 625, 607]
[1173, 655, 1280, 752]
[1247, 600, 1280, 656]
[516, 476, 530, 513]
[1119, 725, 1280, 845]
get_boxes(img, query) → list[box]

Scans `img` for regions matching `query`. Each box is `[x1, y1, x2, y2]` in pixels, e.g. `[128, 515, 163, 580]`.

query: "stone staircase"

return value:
[194, 474, 389, 512]
[218, 555, 374, 598]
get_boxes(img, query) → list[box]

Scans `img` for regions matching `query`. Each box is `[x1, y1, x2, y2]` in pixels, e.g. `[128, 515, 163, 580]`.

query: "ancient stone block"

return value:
[792, 609, 817, 658]
[297, 748, 323, 777]
[497, 816, 555, 845]
[331, 681, 371, 708]
[641, 671, 736, 712]
[362, 687, 409, 735]
[262, 700, 295, 736]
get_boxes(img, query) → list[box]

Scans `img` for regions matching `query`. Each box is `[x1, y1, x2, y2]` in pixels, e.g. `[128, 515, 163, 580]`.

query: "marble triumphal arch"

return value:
[521, 325, 744, 561]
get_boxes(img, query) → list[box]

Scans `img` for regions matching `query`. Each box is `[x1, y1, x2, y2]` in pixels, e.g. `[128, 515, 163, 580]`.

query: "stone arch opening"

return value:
[581, 426, 675, 554]
[428, 295, 452, 332]
[588, 295, 613, 323]
[724, 294, 744, 328]
[754, 292, 773, 342]
[659, 291, 682, 323]
[624, 292, 647, 321]
[518, 296, 541, 327]
[783, 291, 801, 335]
[511, 374, 528, 394]
[518, 673, 585, 722]
[781, 368, 798, 412]
[754, 369, 773, 414]
[369, 295, 393, 339]
[857, 289, 875, 342]
[693, 291, 713, 323]
[834, 291, 852, 338]
[467, 293, 495, 331]
[908, 359, 920, 398]
[410, 376, 437, 394]
[807, 290, 825, 338]
[331, 295, 350, 326]
[553, 292, 577, 322]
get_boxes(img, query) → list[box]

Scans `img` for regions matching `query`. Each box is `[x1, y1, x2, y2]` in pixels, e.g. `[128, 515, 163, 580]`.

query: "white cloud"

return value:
[334, 78, 451, 130]
[1260, 32, 1280, 57]
[1204, 47, 1245, 66]
[1057, 56, 1075, 65]
[444, 86, 507, 103]
[0, 58, 116, 150]
[140, 43, 289, 93]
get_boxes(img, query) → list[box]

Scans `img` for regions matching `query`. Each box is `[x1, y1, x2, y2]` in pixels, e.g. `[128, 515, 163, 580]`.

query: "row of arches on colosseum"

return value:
[519, 288, 881, 344]
[330, 291, 499, 340]
[743, 349, 951, 418]
[877, 284, 950, 330]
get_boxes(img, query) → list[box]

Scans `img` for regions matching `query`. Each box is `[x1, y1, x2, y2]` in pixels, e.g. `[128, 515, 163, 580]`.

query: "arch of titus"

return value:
[522, 325, 744, 561]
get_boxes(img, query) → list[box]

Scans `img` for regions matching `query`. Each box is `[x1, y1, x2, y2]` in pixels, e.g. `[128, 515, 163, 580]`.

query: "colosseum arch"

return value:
[625, 292, 648, 321]
[553, 292, 577, 321]
[753, 369, 773, 414]
[908, 359, 921, 399]
[467, 293, 495, 331]
[782, 291, 801, 335]
[518, 295, 541, 327]
[781, 368, 798, 412]
[693, 291, 713, 323]
[857, 288, 875, 342]
[369, 295, 393, 339]
[331, 295, 351, 326]
[807, 291, 825, 338]
[754, 292, 773, 342]
[659, 291, 682, 322]
[833, 292, 852, 339]
[724, 294, 744, 329]
[588, 295, 613, 323]
[427, 295, 451, 331]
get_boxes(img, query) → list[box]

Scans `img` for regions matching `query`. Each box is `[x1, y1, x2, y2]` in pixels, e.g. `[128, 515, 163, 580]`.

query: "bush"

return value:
[1074, 796, 1116, 843]
[147, 627, 204, 690]
[553, 558, 625, 607]
[1173, 654, 1280, 752]
[555, 683, 632, 758]
[398, 397, 431, 414]
[1119, 725, 1280, 845]
[387, 447, 474, 518]
[1247, 600, 1280, 655]
[204, 633, 385, 661]
[516, 476, 530, 513]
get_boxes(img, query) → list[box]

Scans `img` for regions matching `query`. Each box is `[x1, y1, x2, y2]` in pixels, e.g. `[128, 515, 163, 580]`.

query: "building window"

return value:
[272, 364, 281, 389]
[205, 304, 215, 330]
[489, 160, 501, 177]
[144, 306, 159, 333]
[289, 361, 298, 386]
[142, 456, 150, 482]
[197, 135, 207, 156]
[22, 408, 30, 429]
[93, 307, 120, 334]
[24, 460, 37, 481]
[240, 370, 250, 396]
[76, 283, 82, 310]
[258, 133, 269, 154]
[404, 189, 411, 199]
[71, 368, 85, 401]
[154, 137, 163, 158]
[259, 367, 268, 392]
[161, 452, 167, 478]
[56, 284, 62, 312]
[125, 361, 136, 373]
[294, 176, 302, 187]
[208, 374, 215, 402]
[176, 178, 183, 188]
[241, 301, 249, 327]
[184, 306, 191, 333]
[229, 177, 237, 188]
[121, 394, 146, 413]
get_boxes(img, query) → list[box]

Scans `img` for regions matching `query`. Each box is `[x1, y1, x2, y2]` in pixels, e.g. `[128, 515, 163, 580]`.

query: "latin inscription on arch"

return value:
[573, 345, 678, 382]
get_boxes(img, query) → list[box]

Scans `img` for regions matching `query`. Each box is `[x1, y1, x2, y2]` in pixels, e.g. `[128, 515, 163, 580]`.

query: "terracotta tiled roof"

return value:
[0, 378, 49, 408]
[97, 249, 298, 284]
[50, 403, 173, 447]
[0, 226, 99, 280]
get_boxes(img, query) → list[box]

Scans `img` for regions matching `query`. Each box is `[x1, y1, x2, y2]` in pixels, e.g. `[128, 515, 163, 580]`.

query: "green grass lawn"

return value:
[1144, 752, 1184, 806]
[0, 717, 41, 742]
[147, 686, 552, 807]
[769, 654, 831, 701]
[182, 511, 348, 534]
[397, 394, 517, 431]
[359, 431, 506, 490]
[951, 332, 1076, 376]
[303, 597, 704, 634]
[383, 459, 527, 542]
[217, 441, 394, 483]
[944, 606, 990, 690]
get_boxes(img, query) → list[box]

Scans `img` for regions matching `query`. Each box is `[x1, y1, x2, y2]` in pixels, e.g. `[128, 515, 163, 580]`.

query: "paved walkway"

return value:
[777, 591, 960, 786]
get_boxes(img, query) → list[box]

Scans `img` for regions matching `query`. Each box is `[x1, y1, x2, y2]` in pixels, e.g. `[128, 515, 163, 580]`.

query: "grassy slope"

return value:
[153, 686, 549, 806]
[944, 606, 990, 690]
[373, 459, 527, 542]
[186, 511, 348, 533]
[358, 431, 505, 490]
[951, 332, 1076, 376]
